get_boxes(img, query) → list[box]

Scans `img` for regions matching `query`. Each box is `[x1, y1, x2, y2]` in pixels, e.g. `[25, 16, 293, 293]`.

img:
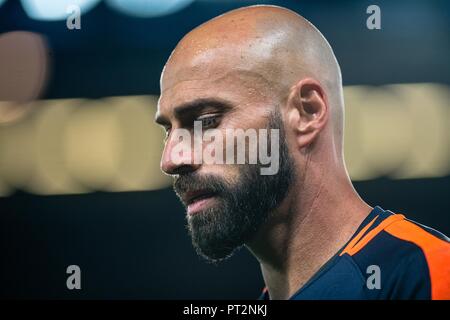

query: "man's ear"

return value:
[286, 78, 329, 149]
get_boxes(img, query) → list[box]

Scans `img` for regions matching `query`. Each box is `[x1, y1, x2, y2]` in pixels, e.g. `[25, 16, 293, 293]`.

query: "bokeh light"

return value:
[21, 0, 101, 20]
[106, 0, 194, 18]
[0, 31, 49, 124]
[0, 85, 448, 197]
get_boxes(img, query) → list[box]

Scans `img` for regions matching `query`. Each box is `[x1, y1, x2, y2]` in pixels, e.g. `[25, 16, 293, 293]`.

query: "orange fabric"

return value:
[341, 214, 405, 257]
[340, 215, 379, 256]
[385, 220, 450, 300]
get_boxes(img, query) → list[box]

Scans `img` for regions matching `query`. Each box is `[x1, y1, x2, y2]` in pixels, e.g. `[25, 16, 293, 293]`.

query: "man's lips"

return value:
[181, 189, 217, 215]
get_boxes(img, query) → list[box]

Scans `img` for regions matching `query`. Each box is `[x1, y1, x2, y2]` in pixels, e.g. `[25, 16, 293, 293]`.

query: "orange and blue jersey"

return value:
[259, 206, 450, 300]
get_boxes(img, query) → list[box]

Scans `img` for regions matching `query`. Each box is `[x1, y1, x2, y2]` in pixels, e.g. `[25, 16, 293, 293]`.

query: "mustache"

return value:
[173, 173, 229, 197]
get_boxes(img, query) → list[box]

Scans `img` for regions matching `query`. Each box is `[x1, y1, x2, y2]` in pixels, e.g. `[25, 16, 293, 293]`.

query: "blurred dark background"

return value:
[0, 0, 449, 299]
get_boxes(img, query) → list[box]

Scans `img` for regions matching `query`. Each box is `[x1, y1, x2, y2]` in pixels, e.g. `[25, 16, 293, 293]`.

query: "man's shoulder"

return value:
[343, 211, 450, 299]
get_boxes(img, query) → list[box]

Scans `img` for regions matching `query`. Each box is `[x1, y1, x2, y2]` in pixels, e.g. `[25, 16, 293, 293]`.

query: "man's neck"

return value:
[246, 168, 372, 300]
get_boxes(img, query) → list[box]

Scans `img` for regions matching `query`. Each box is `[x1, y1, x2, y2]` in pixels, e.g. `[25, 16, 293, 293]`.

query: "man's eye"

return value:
[197, 115, 219, 128]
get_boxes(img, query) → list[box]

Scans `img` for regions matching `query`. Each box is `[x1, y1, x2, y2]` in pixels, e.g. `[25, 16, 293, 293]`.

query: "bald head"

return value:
[159, 5, 344, 156]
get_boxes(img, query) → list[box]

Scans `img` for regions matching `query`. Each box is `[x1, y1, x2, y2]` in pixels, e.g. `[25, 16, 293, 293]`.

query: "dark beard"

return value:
[173, 110, 294, 262]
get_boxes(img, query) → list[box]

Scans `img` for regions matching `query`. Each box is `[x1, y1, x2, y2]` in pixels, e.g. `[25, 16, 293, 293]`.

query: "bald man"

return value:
[155, 5, 450, 300]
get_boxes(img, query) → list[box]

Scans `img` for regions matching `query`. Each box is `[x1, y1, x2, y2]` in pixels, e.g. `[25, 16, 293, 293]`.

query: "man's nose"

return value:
[160, 132, 200, 175]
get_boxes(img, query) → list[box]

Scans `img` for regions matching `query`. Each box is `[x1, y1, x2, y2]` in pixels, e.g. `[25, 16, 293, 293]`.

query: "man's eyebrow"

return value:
[155, 98, 233, 126]
[174, 98, 232, 118]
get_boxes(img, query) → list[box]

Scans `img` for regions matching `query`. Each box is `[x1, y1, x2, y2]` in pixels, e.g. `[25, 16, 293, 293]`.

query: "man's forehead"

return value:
[157, 34, 286, 119]
[161, 31, 286, 88]
[164, 64, 272, 91]
[163, 45, 243, 88]
[158, 67, 274, 113]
